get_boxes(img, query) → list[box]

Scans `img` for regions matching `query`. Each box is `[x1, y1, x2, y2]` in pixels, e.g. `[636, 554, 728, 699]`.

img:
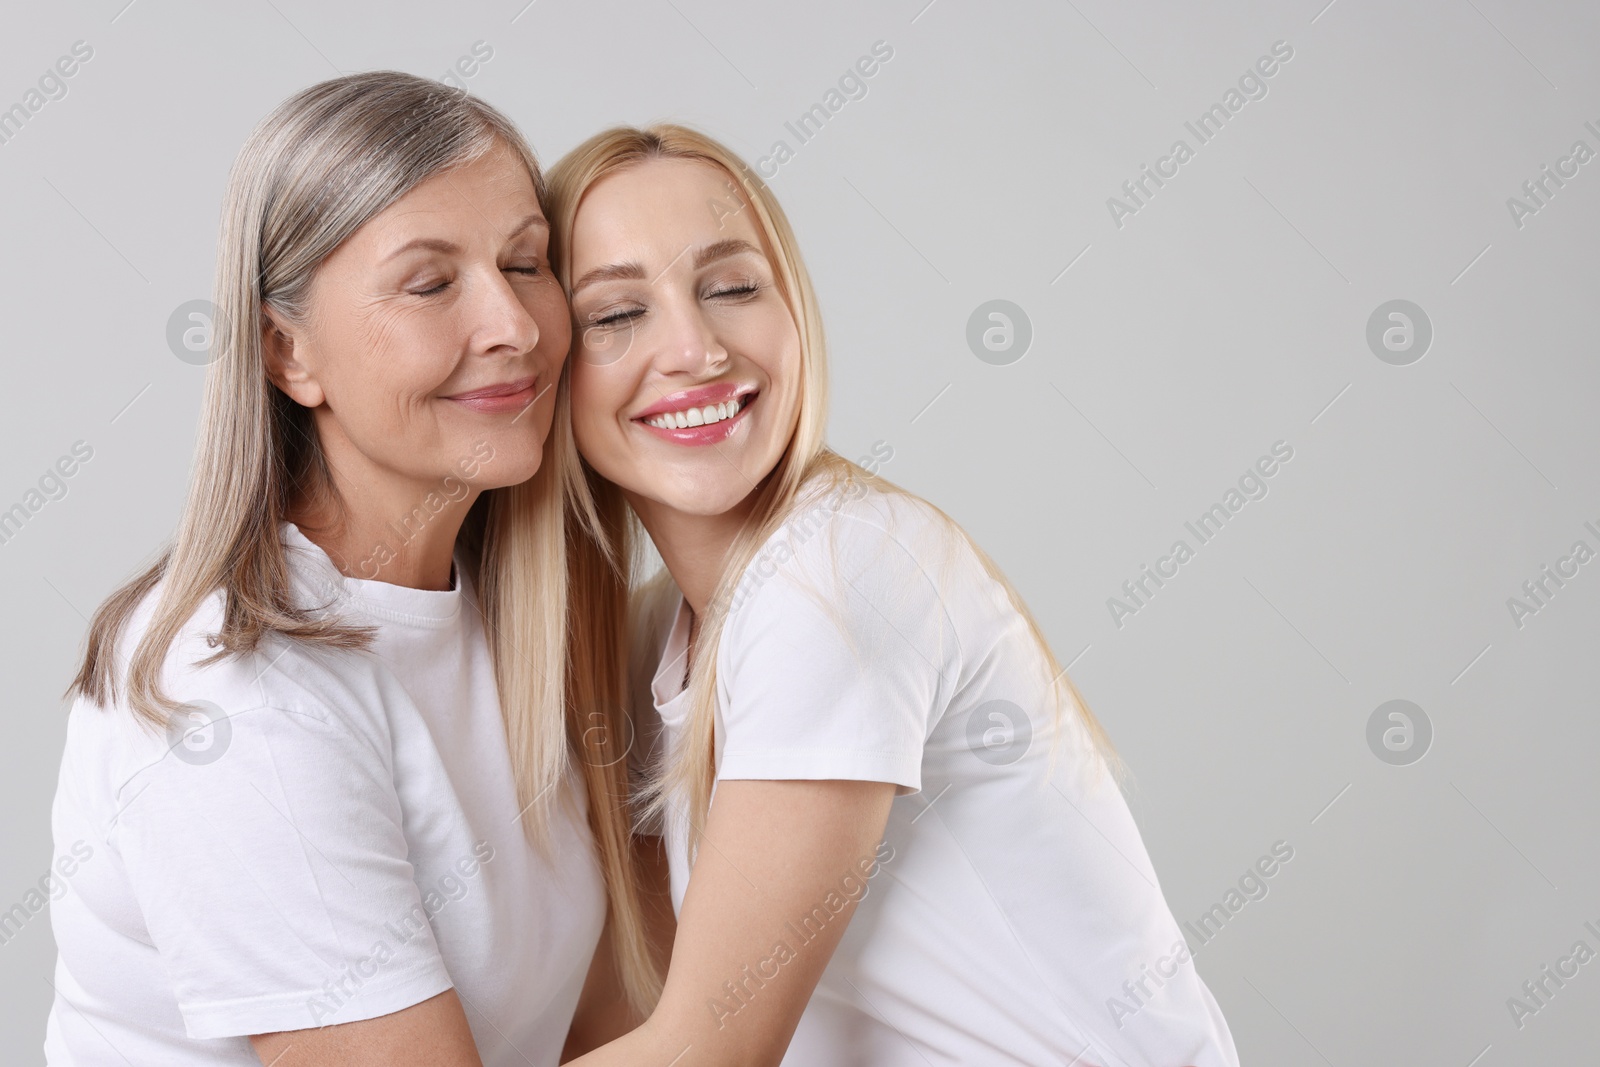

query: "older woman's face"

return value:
[268, 138, 569, 497]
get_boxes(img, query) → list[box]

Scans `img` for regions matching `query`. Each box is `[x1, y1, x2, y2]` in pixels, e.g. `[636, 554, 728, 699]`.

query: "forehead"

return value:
[569, 158, 761, 268]
[362, 141, 541, 237]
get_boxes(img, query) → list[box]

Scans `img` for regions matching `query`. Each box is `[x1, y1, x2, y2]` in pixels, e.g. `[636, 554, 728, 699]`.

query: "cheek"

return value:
[529, 282, 574, 360]
[757, 317, 804, 409]
[568, 365, 628, 455]
[348, 307, 451, 406]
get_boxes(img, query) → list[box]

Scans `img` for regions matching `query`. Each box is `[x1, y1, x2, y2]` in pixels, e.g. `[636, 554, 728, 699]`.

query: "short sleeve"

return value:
[110, 701, 454, 1039]
[716, 509, 959, 795]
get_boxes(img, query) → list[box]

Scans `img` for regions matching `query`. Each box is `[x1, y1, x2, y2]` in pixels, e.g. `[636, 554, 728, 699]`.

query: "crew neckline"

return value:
[644, 472, 868, 724]
[281, 521, 467, 628]
[649, 592, 693, 725]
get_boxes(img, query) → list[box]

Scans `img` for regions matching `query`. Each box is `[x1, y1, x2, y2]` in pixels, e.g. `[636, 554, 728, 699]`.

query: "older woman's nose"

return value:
[470, 269, 543, 355]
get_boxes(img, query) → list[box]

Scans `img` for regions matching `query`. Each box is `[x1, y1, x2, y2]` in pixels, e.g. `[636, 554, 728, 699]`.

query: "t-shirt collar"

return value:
[280, 521, 466, 627]
[649, 591, 693, 723]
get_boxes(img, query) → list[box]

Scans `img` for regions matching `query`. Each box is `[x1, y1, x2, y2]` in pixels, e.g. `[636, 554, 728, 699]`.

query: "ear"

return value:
[261, 305, 325, 409]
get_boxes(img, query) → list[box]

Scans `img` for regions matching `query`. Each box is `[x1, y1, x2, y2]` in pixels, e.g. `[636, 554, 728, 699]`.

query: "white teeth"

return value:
[645, 395, 747, 430]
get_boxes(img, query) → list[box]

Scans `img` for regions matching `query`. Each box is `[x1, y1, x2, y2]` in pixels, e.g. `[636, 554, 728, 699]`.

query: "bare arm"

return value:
[250, 988, 482, 1066]
[562, 834, 677, 1060]
[563, 778, 897, 1067]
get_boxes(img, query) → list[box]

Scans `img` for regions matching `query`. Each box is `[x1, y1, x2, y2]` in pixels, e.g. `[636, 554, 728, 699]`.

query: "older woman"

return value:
[43, 73, 658, 1066]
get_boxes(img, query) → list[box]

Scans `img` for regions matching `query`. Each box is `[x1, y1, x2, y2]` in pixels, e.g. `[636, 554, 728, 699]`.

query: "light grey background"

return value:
[4, 0, 1597, 1062]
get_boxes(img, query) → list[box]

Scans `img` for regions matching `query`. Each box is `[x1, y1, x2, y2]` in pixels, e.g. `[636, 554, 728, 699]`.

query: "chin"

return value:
[649, 474, 759, 519]
[479, 446, 547, 490]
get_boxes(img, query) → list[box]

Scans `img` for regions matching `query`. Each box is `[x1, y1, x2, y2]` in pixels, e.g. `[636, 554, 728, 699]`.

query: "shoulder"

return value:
[721, 478, 972, 669]
[72, 574, 398, 797]
[729, 477, 966, 615]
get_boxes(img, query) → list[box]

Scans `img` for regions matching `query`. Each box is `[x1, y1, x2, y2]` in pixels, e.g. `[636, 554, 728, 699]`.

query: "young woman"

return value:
[43, 74, 657, 1066]
[547, 126, 1241, 1067]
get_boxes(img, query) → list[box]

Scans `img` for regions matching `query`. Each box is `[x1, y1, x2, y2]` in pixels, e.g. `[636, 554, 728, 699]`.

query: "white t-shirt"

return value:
[632, 477, 1239, 1067]
[44, 522, 604, 1066]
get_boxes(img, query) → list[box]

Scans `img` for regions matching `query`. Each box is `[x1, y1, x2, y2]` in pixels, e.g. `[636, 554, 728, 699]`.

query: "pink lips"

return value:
[634, 382, 749, 419]
[443, 375, 539, 415]
[633, 384, 757, 447]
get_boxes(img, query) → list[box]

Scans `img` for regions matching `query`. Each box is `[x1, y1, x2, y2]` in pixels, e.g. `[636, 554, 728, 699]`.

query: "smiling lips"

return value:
[634, 383, 756, 445]
[444, 374, 539, 414]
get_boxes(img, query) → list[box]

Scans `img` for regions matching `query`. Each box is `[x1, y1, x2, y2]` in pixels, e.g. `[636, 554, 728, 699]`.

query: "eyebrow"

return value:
[382, 212, 549, 263]
[571, 237, 763, 295]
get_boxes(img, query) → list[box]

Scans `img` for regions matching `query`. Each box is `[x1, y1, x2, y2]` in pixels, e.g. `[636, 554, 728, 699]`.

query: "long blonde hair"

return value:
[66, 72, 659, 1017]
[548, 123, 1127, 857]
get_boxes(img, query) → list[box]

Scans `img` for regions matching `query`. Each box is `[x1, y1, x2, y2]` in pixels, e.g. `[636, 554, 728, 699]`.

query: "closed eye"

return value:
[590, 308, 643, 327]
[706, 282, 760, 300]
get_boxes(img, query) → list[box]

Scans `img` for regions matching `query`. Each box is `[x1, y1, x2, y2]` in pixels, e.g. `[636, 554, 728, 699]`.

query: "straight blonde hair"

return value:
[547, 124, 1128, 861]
[66, 72, 659, 1018]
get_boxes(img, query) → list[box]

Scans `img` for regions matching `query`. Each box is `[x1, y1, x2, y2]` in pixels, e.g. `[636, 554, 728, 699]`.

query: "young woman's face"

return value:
[269, 138, 570, 495]
[565, 158, 802, 520]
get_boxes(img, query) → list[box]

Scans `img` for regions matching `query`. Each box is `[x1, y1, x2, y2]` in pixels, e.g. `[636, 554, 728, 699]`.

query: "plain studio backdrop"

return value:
[3, 0, 1597, 1062]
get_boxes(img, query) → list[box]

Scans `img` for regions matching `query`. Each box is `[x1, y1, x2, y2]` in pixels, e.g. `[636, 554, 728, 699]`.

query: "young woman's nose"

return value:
[652, 296, 728, 376]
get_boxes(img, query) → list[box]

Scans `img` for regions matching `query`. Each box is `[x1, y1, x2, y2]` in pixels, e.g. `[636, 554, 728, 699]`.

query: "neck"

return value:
[289, 427, 476, 592]
[627, 489, 763, 617]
